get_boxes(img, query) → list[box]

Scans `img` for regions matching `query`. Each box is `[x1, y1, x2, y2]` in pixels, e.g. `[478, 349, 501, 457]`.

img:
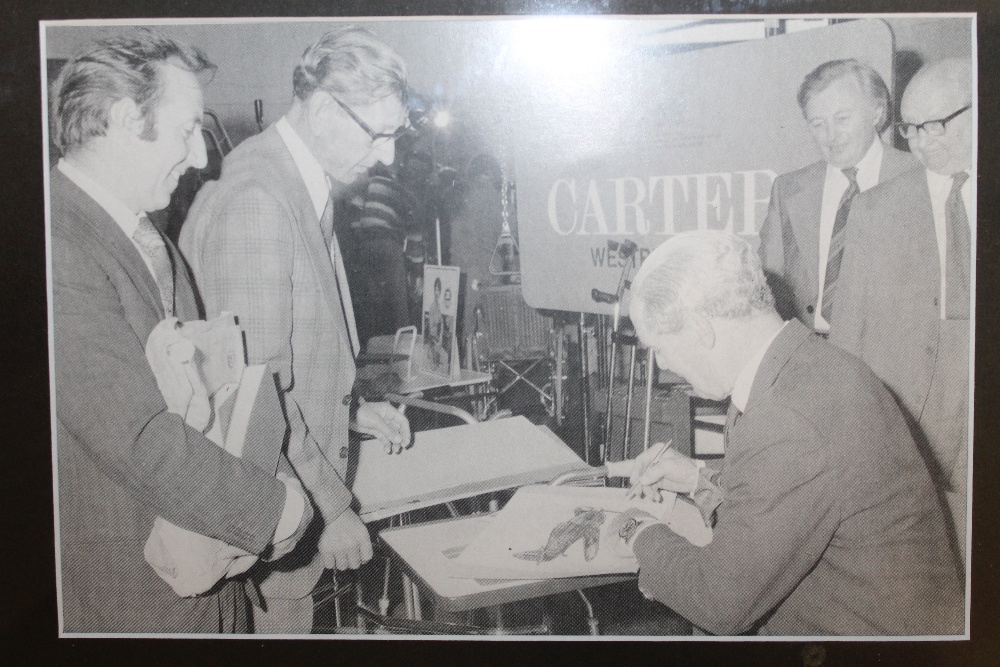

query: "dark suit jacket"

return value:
[758, 144, 918, 324]
[51, 168, 287, 633]
[181, 126, 356, 599]
[634, 321, 962, 636]
[831, 167, 969, 489]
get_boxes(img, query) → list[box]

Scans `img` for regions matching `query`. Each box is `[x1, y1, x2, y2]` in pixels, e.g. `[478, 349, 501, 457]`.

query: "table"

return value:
[378, 513, 633, 633]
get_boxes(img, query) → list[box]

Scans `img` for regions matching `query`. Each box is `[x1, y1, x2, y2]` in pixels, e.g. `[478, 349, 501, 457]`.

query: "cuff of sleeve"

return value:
[688, 459, 707, 494]
[633, 522, 674, 562]
[274, 475, 306, 543]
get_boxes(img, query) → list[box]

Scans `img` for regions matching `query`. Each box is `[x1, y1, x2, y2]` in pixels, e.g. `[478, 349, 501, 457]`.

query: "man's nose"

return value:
[188, 129, 208, 170]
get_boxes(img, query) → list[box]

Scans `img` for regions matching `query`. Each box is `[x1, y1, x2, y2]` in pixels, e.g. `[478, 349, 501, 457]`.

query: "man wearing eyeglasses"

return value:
[758, 59, 918, 333]
[832, 58, 973, 566]
[180, 26, 412, 632]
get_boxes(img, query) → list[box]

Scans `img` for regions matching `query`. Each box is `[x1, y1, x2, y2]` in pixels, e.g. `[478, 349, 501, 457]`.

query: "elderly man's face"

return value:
[902, 82, 972, 175]
[131, 62, 208, 213]
[804, 75, 883, 170]
[319, 95, 408, 185]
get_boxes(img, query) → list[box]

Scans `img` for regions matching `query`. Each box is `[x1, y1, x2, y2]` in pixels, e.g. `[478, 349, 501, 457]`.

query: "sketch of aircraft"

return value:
[513, 507, 606, 564]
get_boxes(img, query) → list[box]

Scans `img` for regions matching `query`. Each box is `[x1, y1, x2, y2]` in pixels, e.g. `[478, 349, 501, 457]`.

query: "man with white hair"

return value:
[832, 58, 974, 562]
[614, 230, 961, 636]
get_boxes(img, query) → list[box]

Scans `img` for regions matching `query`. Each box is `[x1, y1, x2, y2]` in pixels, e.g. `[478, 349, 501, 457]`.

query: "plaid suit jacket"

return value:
[181, 126, 356, 599]
[51, 169, 286, 632]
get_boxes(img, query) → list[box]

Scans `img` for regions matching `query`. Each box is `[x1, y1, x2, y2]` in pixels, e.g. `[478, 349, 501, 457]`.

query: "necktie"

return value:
[133, 215, 174, 317]
[945, 172, 971, 320]
[820, 167, 860, 324]
[322, 196, 361, 356]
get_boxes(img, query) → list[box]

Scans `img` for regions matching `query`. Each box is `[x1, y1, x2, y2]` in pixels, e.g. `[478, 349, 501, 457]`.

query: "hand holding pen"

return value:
[606, 440, 702, 502]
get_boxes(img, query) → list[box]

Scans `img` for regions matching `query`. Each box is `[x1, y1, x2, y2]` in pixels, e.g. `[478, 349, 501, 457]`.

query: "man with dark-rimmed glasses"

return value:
[180, 26, 413, 633]
[832, 58, 974, 570]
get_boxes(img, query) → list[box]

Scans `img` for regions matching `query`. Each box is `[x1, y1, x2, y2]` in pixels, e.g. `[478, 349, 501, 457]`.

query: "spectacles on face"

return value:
[896, 104, 971, 140]
[331, 95, 409, 146]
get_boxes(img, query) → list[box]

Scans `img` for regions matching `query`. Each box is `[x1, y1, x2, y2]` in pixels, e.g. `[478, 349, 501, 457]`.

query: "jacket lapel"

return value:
[52, 169, 167, 318]
[788, 162, 826, 300]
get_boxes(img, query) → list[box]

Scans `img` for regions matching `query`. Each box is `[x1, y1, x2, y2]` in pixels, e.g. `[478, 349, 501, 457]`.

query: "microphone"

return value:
[254, 99, 264, 132]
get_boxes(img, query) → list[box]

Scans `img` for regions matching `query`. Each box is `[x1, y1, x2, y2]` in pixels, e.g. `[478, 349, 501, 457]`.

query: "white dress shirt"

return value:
[814, 139, 885, 332]
[926, 168, 974, 320]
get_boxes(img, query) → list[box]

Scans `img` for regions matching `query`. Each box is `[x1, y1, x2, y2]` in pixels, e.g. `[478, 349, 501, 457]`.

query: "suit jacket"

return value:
[831, 167, 970, 490]
[758, 144, 918, 324]
[633, 321, 962, 636]
[180, 126, 356, 599]
[51, 169, 287, 633]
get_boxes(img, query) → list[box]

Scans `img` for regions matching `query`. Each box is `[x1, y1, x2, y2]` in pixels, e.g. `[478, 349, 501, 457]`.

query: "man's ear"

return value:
[108, 97, 146, 139]
[688, 312, 716, 350]
[308, 90, 335, 134]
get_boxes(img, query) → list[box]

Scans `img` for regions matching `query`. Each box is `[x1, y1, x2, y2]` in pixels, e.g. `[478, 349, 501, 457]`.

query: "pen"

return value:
[625, 441, 672, 500]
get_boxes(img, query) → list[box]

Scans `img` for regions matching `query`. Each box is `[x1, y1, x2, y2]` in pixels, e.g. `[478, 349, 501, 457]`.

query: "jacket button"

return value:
[934, 297, 939, 307]
[339, 447, 348, 459]
[806, 305, 814, 314]
[342, 394, 353, 406]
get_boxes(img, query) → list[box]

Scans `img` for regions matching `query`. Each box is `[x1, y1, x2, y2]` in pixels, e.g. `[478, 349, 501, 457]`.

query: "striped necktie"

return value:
[945, 171, 971, 320]
[820, 167, 860, 324]
[133, 214, 174, 317]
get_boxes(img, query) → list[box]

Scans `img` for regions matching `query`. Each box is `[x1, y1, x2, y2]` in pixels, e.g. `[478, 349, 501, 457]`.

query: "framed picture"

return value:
[421, 264, 461, 378]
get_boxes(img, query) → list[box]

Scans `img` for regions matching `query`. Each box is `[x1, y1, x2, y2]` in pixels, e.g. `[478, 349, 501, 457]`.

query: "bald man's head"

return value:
[901, 58, 973, 175]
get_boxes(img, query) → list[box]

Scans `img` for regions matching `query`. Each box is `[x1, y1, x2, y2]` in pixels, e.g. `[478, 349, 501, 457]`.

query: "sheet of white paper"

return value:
[352, 416, 590, 521]
[448, 485, 678, 580]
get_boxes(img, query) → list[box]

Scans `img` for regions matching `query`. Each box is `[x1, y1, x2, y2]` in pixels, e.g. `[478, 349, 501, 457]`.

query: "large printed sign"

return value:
[515, 20, 894, 314]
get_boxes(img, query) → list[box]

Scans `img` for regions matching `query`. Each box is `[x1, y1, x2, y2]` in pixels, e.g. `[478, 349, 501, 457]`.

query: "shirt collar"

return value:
[276, 116, 331, 220]
[57, 158, 142, 239]
[925, 166, 970, 198]
[825, 137, 883, 192]
[730, 321, 789, 412]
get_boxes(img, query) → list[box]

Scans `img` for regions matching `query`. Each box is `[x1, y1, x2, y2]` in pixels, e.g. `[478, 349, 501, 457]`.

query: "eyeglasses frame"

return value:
[330, 95, 409, 145]
[896, 103, 972, 140]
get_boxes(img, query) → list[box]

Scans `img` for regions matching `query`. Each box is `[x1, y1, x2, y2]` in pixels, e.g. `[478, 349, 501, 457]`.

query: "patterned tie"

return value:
[820, 167, 860, 324]
[133, 215, 175, 317]
[945, 171, 971, 320]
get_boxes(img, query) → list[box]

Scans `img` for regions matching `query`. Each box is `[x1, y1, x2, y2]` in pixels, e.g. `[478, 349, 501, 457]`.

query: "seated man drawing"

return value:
[612, 230, 962, 636]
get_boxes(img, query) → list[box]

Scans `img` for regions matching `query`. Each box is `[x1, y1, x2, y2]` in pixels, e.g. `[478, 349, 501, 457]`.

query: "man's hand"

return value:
[627, 441, 702, 502]
[350, 401, 411, 454]
[318, 509, 373, 571]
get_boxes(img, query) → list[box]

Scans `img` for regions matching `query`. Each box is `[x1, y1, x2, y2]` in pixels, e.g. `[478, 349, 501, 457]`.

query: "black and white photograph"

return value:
[26, 6, 986, 650]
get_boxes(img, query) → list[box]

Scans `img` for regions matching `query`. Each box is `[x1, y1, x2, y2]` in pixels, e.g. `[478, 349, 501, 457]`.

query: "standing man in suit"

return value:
[832, 59, 974, 562]
[181, 27, 411, 633]
[613, 231, 962, 636]
[50, 29, 310, 633]
[758, 59, 918, 330]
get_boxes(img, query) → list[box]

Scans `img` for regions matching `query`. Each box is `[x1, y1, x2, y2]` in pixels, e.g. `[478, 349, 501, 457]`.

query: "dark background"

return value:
[2, 0, 996, 664]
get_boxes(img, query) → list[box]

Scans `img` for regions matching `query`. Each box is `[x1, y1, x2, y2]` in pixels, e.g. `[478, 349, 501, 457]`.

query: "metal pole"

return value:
[643, 347, 655, 451]
[578, 313, 592, 465]
[602, 303, 621, 465]
[622, 342, 638, 462]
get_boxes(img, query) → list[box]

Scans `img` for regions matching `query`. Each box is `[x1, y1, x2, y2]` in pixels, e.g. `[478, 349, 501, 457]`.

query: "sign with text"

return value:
[514, 19, 893, 313]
